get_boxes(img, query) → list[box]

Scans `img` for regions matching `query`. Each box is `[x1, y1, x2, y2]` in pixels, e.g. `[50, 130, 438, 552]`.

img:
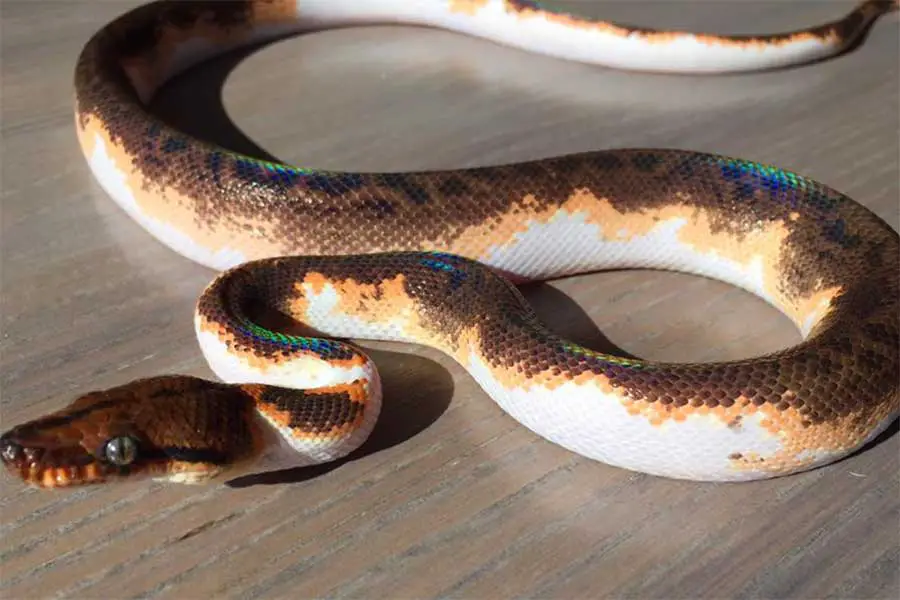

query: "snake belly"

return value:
[0, 0, 898, 488]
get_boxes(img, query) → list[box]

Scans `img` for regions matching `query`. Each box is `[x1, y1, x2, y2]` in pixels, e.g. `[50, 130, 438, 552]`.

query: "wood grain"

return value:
[1, 1, 898, 598]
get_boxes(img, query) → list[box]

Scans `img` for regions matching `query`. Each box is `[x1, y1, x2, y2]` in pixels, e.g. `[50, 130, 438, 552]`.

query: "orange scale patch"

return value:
[305, 380, 371, 405]
[449, 190, 795, 315]
[448, 0, 490, 16]
[255, 403, 293, 429]
[650, 30, 835, 49]
[623, 395, 763, 430]
[792, 286, 843, 335]
[332, 274, 418, 323]
[569, 368, 616, 392]
[728, 451, 770, 472]
[444, 191, 597, 259]
[295, 271, 330, 296]
[37, 462, 105, 489]
[734, 400, 895, 475]
[607, 200, 788, 289]
[250, 0, 298, 24]
[299, 272, 444, 346]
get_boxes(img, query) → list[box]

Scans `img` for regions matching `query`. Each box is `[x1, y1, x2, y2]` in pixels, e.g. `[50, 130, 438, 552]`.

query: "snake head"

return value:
[1, 376, 263, 489]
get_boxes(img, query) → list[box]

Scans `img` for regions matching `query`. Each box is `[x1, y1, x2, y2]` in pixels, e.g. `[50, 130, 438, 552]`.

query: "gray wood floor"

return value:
[1, 1, 898, 598]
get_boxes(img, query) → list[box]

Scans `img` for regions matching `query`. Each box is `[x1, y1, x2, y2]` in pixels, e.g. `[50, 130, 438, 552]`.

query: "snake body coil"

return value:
[2, 0, 898, 488]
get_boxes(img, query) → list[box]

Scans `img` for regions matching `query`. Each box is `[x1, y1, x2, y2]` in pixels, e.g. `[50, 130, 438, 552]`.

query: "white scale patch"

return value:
[298, 282, 416, 342]
[799, 295, 836, 338]
[478, 211, 780, 310]
[463, 349, 789, 481]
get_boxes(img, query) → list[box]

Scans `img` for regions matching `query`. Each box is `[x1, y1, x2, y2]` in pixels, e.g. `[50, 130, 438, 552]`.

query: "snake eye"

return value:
[1, 437, 23, 463]
[103, 436, 139, 466]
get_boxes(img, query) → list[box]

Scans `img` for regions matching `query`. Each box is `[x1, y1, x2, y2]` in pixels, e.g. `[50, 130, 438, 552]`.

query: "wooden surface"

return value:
[1, 1, 898, 598]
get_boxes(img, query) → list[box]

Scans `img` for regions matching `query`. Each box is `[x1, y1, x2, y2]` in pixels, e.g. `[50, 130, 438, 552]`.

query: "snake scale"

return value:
[2, 0, 898, 488]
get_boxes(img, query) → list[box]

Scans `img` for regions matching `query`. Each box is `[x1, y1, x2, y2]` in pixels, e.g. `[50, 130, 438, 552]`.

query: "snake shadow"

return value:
[149, 40, 301, 163]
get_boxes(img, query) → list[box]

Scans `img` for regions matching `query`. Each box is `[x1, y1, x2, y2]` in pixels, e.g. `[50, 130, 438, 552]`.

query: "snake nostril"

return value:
[1, 436, 24, 464]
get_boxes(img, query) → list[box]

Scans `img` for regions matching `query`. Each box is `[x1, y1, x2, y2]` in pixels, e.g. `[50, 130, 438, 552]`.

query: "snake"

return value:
[1, 0, 898, 489]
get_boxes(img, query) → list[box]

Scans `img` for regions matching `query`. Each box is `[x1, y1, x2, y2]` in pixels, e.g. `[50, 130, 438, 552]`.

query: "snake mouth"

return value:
[0, 429, 110, 488]
[0, 425, 230, 489]
[0, 425, 169, 488]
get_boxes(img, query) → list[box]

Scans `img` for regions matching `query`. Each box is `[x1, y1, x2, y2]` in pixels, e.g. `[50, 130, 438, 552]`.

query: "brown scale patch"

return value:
[76, 114, 293, 261]
[241, 380, 369, 440]
[117, 23, 245, 103]
[452, 326, 622, 396]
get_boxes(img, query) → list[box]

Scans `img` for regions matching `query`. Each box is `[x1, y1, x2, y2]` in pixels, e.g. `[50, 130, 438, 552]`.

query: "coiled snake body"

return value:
[2, 0, 898, 488]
